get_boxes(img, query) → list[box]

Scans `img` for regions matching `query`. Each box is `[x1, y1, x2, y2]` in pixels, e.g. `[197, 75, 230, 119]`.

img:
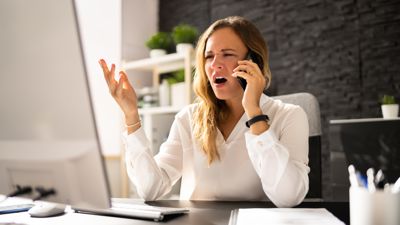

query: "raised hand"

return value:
[99, 59, 140, 131]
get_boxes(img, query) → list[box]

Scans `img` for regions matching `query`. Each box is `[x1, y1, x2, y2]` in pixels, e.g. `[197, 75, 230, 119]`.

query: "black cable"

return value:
[7, 185, 33, 198]
[0, 185, 33, 203]
[33, 187, 56, 201]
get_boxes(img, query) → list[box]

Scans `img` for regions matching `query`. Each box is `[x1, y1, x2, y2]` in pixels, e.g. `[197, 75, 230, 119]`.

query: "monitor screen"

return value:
[0, 0, 111, 208]
[330, 118, 400, 183]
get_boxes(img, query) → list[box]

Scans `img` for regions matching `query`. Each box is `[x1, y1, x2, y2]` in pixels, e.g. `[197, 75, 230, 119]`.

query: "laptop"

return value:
[330, 118, 400, 183]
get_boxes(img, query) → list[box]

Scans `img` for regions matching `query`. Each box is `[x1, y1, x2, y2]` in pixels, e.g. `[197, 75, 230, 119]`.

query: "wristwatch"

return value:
[245, 114, 269, 128]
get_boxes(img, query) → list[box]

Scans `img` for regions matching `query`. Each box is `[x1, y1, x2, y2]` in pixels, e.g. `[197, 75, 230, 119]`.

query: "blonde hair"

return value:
[192, 16, 271, 165]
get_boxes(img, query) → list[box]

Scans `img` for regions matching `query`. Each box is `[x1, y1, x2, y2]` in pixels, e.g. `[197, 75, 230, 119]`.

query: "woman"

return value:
[99, 16, 309, 207]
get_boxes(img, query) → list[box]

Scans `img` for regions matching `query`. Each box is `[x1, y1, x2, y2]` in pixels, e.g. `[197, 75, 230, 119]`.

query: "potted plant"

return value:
[171, 24, 198, 53]
[145, 32, 172, 58]
[167, 70, 187, 107]
[381, 95, 399, 118]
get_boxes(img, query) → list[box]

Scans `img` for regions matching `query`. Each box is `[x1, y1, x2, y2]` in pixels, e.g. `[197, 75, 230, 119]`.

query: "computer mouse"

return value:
[28, 202, 65, 217]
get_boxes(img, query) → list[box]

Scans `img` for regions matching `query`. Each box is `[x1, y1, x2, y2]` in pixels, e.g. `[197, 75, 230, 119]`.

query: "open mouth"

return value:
[214, 77, 227, 84]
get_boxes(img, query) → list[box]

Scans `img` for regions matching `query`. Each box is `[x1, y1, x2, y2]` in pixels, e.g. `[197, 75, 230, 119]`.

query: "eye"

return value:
[223, 53, 236, 58]
[205, 55, 214, 60]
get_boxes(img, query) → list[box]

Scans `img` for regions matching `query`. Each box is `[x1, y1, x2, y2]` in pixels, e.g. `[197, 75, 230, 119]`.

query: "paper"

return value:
[229, 208, 345, 225]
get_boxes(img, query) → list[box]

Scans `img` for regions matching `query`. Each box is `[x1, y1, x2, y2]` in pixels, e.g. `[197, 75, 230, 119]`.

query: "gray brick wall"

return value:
[159, 0, 400, 200]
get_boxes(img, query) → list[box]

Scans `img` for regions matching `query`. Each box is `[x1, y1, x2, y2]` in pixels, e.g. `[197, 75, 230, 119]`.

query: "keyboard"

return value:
[73, 200, 189, 221]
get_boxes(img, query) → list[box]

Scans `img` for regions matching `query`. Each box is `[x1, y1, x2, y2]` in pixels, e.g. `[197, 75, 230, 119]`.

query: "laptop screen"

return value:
[330, 118, 400, 183]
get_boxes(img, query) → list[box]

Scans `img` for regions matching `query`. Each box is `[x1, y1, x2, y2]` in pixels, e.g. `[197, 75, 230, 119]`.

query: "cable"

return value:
[0, 185, 33, 203]
[33, 187, 56, 201]
[7, 185, 33, 197]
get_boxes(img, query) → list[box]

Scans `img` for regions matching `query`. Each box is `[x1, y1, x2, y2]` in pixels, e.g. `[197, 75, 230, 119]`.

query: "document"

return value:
[229, 208, 345, 225]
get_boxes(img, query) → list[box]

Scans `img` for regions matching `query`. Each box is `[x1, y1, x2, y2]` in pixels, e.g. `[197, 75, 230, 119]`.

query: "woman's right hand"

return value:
[99, 59, 140, 132]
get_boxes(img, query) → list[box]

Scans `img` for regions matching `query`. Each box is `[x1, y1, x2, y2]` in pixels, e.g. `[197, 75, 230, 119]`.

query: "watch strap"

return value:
[245, 114, 269, 128]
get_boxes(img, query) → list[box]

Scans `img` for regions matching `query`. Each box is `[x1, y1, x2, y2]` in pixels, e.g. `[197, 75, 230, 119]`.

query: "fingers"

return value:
[98, 59, 119, 93]
[233, 61, 265, 89]
[236, 60, 262, 75]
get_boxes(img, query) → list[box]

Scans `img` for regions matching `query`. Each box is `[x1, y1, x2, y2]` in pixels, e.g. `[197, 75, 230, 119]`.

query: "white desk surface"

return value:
[0, 200, 349, 225]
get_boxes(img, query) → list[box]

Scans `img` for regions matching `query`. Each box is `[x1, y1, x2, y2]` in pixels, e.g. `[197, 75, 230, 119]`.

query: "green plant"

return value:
[145, 32, 172, 50]
[166, 69, 185, 85]
[171, 24, 198, 44]
[381, 95, 397, 105]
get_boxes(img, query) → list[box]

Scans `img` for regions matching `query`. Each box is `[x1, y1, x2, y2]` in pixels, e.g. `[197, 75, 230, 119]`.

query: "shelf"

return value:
[122, 52, 190, 74]
[138, 106, 183, 115]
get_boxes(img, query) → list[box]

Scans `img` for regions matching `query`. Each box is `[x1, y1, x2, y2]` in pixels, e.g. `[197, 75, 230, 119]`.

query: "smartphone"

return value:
[237, 51, 263, 90]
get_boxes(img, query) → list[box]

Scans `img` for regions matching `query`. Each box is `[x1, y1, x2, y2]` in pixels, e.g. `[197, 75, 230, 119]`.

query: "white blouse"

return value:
[123, 94, 310, 207]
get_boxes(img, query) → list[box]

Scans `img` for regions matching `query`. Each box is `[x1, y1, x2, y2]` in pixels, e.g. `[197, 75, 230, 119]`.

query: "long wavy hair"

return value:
[192, 16, 271, 165]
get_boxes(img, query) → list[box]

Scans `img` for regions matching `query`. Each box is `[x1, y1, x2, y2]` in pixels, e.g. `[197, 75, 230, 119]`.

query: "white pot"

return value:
[171, 82, 187, 108]
[381, 104, 399, 118]
[149, 49, 167, 58]
[176, 43, 193, 53]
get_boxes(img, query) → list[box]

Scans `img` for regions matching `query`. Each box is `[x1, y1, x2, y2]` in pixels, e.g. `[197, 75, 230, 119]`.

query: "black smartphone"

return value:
[237, 51, 263, 90]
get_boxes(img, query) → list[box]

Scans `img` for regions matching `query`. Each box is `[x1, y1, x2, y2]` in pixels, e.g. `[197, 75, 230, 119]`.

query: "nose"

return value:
[210, 55, 223, 71]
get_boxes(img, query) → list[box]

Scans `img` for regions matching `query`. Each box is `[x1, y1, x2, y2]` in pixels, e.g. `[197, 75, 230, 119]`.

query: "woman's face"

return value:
[204, 27, 248, 101]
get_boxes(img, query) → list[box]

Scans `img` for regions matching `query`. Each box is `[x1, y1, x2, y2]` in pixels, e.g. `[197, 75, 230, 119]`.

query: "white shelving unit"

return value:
[122, 50, 194, 151]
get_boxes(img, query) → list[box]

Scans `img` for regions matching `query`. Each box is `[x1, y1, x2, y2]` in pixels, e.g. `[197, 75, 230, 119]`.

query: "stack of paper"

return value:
[229, 208, 345, 225]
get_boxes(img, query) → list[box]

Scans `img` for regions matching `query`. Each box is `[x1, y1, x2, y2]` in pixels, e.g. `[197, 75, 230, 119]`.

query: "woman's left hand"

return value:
[233, 60, 267, 117]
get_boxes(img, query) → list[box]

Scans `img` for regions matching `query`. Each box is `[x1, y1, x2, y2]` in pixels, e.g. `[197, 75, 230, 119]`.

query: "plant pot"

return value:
[381, 104, 399, 118]
[176, 43, 193, 54]
[149, 49, 167, 58]
[171, 82, 187, 108]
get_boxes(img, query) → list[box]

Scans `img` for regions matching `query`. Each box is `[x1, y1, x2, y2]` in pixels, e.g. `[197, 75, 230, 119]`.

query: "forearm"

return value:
[245, 128, 309, 207]
[125, 111, 141, 135]
[124, 128, 172, 200]
[245, 107, 270, 135]
[261, 157, 309, 207]
[125, 150, 172, 200]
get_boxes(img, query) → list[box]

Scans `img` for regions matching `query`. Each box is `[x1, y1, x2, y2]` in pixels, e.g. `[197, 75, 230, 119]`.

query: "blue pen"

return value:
[356, 172, 368, 188]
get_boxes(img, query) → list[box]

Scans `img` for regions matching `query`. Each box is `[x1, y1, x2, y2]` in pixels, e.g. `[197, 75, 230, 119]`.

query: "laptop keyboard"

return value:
[111, 202, 188, 214]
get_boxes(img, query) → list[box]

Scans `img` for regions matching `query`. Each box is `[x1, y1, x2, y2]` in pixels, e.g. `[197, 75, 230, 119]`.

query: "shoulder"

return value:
[174, 103, 199, 123]
[261, 94, 308, 128]
[176, 103, 197, 116]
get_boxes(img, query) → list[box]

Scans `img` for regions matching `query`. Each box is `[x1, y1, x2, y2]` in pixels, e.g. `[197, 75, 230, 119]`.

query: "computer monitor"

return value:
[330, 118, 400, 183]
[0, 0, 110, 209]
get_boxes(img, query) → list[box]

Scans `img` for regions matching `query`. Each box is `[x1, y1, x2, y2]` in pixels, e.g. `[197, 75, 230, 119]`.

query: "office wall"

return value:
[122, 0, 158, 89]
[158, 0, 400, 200]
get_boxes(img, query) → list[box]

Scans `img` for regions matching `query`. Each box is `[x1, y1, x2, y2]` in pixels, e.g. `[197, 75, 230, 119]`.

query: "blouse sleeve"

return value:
[245, 106, 310, 207]
[123, 118, 183, 201]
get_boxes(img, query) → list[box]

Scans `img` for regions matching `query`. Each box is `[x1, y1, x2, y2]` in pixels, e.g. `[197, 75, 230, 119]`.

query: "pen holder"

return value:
[350, 187, 400, 225]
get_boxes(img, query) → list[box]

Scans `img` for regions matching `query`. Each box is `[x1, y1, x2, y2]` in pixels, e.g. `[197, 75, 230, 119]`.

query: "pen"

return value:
[374, 169, 385, 189]
[348, 165, 361, 187]
[366, 168, 376, 192]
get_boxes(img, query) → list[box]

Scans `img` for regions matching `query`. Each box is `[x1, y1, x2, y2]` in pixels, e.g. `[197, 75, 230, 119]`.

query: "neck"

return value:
[224, 97, 245, 120]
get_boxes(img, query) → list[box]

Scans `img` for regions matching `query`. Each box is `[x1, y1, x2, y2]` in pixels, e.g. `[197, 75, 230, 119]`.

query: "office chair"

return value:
[272, 92, 322, 200]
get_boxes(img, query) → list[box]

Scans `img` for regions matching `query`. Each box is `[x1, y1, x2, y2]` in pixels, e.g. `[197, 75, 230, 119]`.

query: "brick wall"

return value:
[159, 0, 400, 200]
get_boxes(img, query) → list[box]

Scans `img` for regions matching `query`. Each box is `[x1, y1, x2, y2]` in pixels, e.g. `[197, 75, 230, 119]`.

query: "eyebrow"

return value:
[205, 48, 237, 55]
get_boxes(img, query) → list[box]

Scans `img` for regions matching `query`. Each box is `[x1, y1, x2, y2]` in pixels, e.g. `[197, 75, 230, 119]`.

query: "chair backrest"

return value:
[272, 92, 322, 199]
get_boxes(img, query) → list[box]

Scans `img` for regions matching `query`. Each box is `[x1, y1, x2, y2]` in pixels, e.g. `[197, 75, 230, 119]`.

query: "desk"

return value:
[0, 200, 349, 225]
